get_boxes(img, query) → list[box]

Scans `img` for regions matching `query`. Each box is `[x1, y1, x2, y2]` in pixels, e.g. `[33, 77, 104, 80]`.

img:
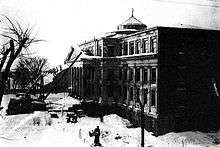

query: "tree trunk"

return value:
[0, 39, 27, 105]
[0, 72, 9, 105]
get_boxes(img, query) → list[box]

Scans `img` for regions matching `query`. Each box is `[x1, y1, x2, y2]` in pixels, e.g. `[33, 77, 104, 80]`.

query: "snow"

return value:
[0, 93, 219, 147]
[56, 96, 80, 105]
[45, 92, 69, 102]
[158, 131, 220, 147]
[0, 94, 16, 116]
[103, 114, 132, 128]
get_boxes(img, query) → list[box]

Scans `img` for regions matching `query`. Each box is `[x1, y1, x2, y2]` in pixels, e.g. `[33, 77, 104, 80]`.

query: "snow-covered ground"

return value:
[0, 93, 219, 147]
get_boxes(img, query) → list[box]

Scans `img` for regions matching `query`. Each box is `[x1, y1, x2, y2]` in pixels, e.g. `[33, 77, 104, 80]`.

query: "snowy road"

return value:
[0, 112, 157, 147]
[0, 94, 219, 147]
[1, 112, 220, 147]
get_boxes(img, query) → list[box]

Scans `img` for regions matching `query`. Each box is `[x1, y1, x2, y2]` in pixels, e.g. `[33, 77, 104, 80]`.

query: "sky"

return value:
[0, 0, 220, 67]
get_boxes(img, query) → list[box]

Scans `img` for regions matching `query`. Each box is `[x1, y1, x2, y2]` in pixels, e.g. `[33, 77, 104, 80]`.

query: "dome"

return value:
[117, 9, 147, 31]
[105, 9, 147, 38]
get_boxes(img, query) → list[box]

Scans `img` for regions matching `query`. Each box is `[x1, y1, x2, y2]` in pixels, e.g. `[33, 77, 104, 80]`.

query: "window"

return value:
[135, 40, 141, 54]
[143, 38, 149, 53]
[87, 83, 90, 96]
[144, 68, 148, 83]
[151, 68, 156, 84]
[144, 88, 148, 104]
[91, 69, 95, 81]
[130, 87, 133, 100]
[129, 69, 133, 81]
[97, 45, 102, 56]
[151, 89, 156, 107]
[135, 68, 140, 82]
[123, 86, 127, 102]
[118, 43, 122, 56]
[97, 85, 101, 97]
[107, 69, 114, 80]
[108, 85, 113, 97]
[97, 70, 102, 81]
[129, 41, 134, 55]
[119, 69, 122, 80]
[118, 86, 122, 98]
[136, 88, 140, 101]
[76, 68, 79, 79]
[123, 42, 128, 55]
[108, 45, 114, 57]
[123, 69, 127, 81]
[150, 37, 157, 53]
[91, 84, 95, 97]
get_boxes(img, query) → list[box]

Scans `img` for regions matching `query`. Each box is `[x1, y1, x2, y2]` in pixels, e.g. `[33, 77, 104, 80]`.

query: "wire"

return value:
[152, 0, 220, 7]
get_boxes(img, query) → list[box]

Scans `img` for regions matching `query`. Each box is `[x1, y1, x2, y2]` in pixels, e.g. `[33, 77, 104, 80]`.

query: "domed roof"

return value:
[120, 15, 145, 26]
[117, 9, 147, 31]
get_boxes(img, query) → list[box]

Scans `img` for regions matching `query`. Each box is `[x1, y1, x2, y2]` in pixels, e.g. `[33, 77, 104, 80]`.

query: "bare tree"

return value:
[13, 56, 49, 90]
[0, 16, 41, 104]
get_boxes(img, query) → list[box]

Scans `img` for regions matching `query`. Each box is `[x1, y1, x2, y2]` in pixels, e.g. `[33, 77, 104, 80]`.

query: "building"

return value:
[65, 12, 220, 135]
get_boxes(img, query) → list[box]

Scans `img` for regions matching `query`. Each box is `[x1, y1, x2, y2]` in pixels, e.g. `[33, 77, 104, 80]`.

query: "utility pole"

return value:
[140, 101, 145, 147]
[140, 90, 147, 147]
[138, 67, 148, 147]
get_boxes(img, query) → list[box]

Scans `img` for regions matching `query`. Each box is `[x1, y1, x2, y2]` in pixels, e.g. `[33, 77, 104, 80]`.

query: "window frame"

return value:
[135, 39, 141, 54]
[142, 38, 149, 53]
[129, 41, 134, 55]
[150, 36, 157, 53]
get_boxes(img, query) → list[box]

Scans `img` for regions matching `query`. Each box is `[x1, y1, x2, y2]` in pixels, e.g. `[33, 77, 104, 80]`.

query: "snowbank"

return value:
[77, 114, 219, 147]
[56, 96, 80, 105]
[74, 115, 165, 147]
[46, 92, 69, 102]
[159, 131, 220, 147]
[0, 111, 51, 140]
[103, 114, 132, 128]
[47, 95, 81, 110]
[0, 95, 16, 116]
[0, 106, 219, 147]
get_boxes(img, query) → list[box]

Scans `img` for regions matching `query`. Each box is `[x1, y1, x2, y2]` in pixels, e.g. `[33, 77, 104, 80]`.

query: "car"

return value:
[66, 112, 77, 123]
[76, 109, 86, 117]
[49, 112, 59, 118]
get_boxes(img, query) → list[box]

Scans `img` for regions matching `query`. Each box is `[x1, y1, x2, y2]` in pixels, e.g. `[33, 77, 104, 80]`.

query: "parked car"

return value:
[66, 112, 77, 123]
[76, 109, 86, 117]
[49, 112, 59, 118]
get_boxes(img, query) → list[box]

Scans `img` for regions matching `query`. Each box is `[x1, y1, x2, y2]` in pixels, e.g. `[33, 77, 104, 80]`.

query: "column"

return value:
[133, 67, 136, 103]
[101, 68, 105, 103]
[140, 67, 144, 104]
[81, 67, 84, 98]
[121, 42, 124, 56]
[79, 67, 82, 97]
[94, 68, 98, 101]
[127, 41, 130, 55]
[147, 67, 151, 110]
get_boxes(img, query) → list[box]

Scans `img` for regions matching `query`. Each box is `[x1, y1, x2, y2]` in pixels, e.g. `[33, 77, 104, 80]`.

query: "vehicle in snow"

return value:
[76, 109, 86, 117]
[66, 112, 77, 123]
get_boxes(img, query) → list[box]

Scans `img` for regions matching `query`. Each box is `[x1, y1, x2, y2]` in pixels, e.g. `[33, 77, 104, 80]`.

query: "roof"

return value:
[120, 15, 146, 26]
[79, 52, 102, 59]
[116, 10, 147, 33]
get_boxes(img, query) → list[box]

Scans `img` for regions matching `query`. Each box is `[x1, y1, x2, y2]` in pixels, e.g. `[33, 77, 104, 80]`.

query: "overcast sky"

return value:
[0, 0, 220, 66]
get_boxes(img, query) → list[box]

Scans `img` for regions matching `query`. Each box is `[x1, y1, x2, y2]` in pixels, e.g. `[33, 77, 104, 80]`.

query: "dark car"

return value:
[76, 109, 86, 117]
[66, 112, 77, 123]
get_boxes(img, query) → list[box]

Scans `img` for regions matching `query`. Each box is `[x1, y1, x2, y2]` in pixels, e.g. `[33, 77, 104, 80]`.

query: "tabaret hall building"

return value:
[64, 12, 220, 135]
